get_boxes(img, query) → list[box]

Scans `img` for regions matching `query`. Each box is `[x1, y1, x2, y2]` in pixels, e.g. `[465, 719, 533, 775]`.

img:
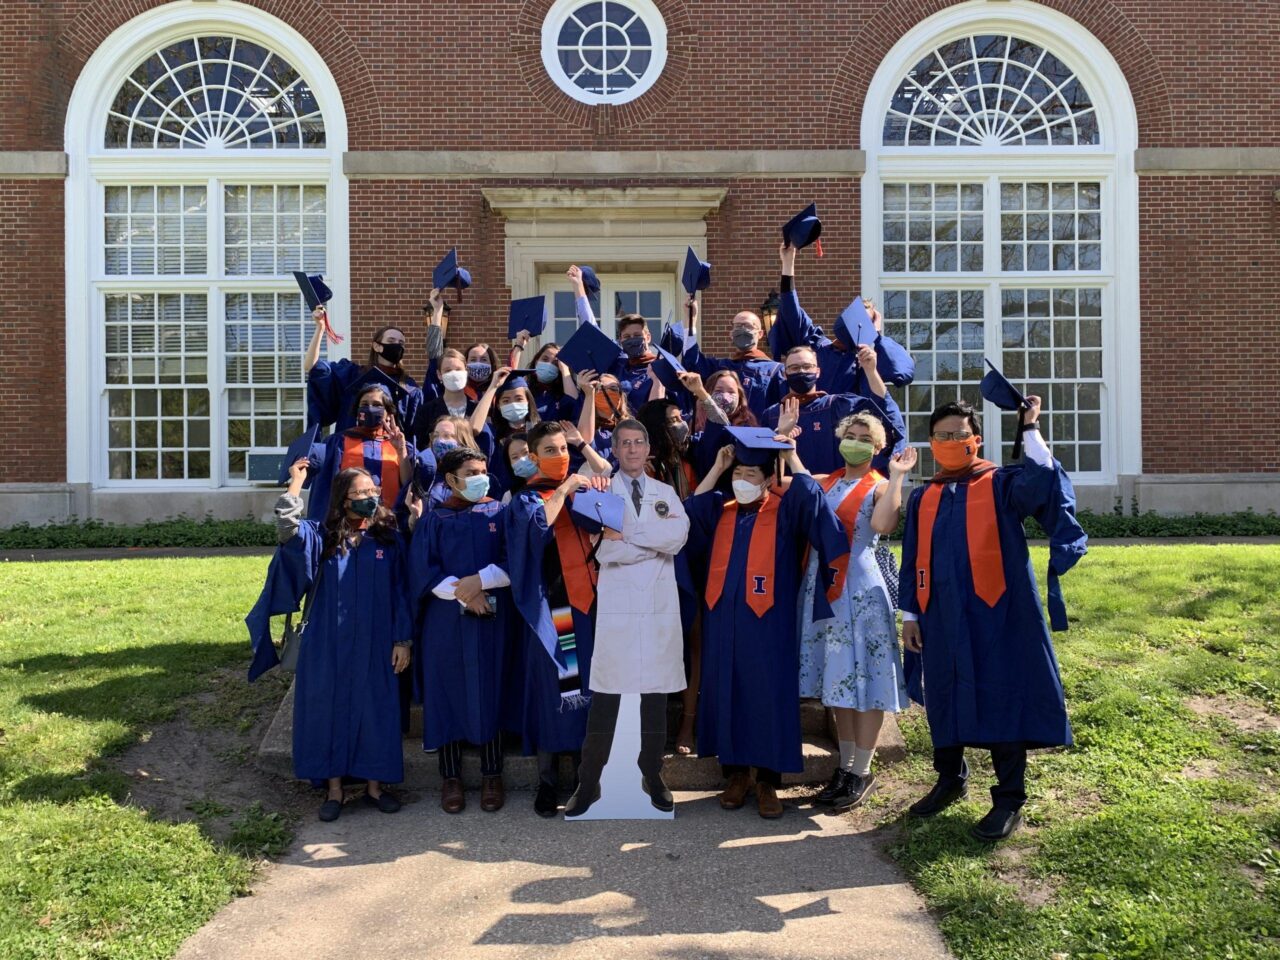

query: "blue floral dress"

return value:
[798, 478, 909, 712]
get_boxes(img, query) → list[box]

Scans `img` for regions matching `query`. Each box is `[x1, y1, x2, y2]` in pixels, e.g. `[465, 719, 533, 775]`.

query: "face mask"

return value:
[731, 329, 757, 351]
[595, 391, 621, 420]
[712, 390, 738, 414]
[786, 371, 819, 395]
[731, 479, 764, 505]
[930, 436, 982, 473]
[442, 370, 468, 392]
[432, 438, 458, 459]
[669, 421, 690, 446]
[453, 474, 490, 502]
[839, 438, 876, 466]
[378, 342, 405, 365]
[535, 361, 559, 384]
[620, 336, 647, 359]
[467, 362, 492, 382]
[534, 452, 570, 482]
[349, 496, 379, 518]
[499, 401, 529, 423]
[356, 405, 385, 428]
[512, 455, 539, 479]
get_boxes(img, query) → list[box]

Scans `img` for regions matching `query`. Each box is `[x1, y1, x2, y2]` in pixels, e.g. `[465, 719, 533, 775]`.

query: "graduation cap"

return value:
[349, 365, 409, 417]
[681, 246, 711, 296]
[508, 295, 548, 340]
[782, 203, 823, 256]
[277, 424, 321, 486]
[433, 248, 472, 301]
[556, 318, 621, 375]
[650, 344, 687, 393]
[980, 357, 1033, 461]
[579, 265, 601, 297]
[726, 425, 794, 467]
[570, 488, 626, 534]
[835, 298, 877, 350]
[293, 272, 343, 344]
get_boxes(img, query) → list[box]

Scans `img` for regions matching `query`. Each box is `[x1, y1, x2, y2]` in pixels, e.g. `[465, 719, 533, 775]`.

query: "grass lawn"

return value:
[883, 544, 1280, 959]
[0, 547, 1278, 959]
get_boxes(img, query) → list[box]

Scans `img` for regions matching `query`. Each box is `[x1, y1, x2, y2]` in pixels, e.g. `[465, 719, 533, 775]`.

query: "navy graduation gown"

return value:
[761, 392, 906, 476]
[503, 489, 597, 754]
[409, 499, 512, 749]
[306, 430, 419, 521]
[677, 338, 786, 419]
[683, 475, 849, 772]
[306, 357, 424, 435]
[898, 458, 1086, 749]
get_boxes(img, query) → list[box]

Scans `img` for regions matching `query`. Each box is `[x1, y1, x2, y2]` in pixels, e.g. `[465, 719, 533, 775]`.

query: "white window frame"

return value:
[64, 0, 349, 489]
[860, 0, 1141, 485]
[540, 0, 668, 106]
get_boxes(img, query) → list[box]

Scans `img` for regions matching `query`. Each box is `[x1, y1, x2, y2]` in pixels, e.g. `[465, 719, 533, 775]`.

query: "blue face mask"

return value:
[535, 361, 559, 384]
[786, 371, 819, 395]
[512, 456, 538, 479]
[467, 361, 492, 382]
[357, 405, 385, 428]
[454, 473, 490, 502]
[432, 438, 458, 459]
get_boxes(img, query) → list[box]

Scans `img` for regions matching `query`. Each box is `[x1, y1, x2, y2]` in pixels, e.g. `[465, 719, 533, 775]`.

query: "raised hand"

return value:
[385, 415, 408, 456]
[889, 447, 918, 476]
[404, 486, 424, 521]
[777, 395, 801, 436]
[490, 366, 513, 391]
[677, 370, 708, 399]
[311, 305, 328, 328]
[863, 298, 883, 334]
[287, 456, 309, 485]
[566, 265, 586, 298]
[779, 241, 797, 276]
[855, 344, 877, 371]
[1022, 395, 1042, 426]
[685, 294, 699, 326]
[575, 369, 598, 393]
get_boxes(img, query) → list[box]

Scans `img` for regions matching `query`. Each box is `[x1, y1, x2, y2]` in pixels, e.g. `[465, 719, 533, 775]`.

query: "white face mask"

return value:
[731, 479, 764, 504]
[499, 402, 529, 423]
[442, 370, 468, 392]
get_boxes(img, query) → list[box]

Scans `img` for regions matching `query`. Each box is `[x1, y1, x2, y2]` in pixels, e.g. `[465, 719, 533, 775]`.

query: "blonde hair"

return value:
[836, 411, 886, 451]
[432, 414, 478, 449]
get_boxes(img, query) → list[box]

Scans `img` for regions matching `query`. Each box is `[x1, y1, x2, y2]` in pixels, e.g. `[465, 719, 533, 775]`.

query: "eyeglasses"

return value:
[931, 431, 975, 442]
[616, 438, 649, 449]
[349, 488, 381, 499]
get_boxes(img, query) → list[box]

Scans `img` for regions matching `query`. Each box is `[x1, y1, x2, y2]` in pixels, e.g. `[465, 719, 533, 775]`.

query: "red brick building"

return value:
[1, 0, 1276, 523]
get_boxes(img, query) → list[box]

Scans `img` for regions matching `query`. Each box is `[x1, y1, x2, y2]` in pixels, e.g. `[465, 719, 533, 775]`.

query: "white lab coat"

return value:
[590, 472, 691, 694]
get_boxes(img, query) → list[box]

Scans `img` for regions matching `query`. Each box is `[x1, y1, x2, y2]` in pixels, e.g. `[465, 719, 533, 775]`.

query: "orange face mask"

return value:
[595, 390, 621, 420]
[534, 452, 570, 482]
[930, 436, 981, 473]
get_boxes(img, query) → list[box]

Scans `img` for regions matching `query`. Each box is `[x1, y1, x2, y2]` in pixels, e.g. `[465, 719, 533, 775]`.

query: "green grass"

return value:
[0, 557, 272, 960]
[886, 544, 1280, 959]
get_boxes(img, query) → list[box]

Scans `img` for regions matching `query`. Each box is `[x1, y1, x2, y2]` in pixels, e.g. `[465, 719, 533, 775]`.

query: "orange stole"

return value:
[914, 466, 1006, 612]
[704, 493, 780, 618]
[340, 433, 401, 508]
[820, 470, 883, 547]
[536, 489, 598, 616]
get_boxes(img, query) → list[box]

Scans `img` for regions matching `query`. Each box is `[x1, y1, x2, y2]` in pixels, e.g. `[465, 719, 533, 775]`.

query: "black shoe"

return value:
[908, 777, 968, 817]
[813, 769, 851, 806]
[534, 781, 559, 818]
[971, 806, 1022, 841]
[318, 798, 343, 822]
[563, 783, 601, 818]
[363, 790, 401, 813]
[830, 772, 877, 811]
[642, 775, 674, 812]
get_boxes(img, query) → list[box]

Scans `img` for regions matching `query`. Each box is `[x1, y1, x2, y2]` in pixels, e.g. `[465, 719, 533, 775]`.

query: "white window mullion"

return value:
[209, 174, 227, 487]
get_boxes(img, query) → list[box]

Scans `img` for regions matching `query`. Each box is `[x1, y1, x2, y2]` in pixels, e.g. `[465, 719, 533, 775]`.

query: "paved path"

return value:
[177, 791, 950, 960]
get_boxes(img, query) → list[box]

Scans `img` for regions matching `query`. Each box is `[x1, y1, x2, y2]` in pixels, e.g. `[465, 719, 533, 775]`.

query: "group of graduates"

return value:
[247, 220, 1089, 842]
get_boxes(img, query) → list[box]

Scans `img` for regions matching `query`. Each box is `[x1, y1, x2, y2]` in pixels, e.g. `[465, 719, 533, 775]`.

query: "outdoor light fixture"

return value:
[760, 289, 780, 334]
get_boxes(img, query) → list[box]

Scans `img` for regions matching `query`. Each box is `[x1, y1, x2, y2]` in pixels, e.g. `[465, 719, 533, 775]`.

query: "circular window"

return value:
[541, 0, 668, 105]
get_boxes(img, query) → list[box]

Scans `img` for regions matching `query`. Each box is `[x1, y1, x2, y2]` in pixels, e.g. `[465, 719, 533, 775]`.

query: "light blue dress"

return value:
[798, 478, 909, 712]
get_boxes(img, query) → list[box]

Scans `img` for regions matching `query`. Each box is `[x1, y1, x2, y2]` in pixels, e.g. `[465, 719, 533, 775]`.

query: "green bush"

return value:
[0, 517, 274, 550]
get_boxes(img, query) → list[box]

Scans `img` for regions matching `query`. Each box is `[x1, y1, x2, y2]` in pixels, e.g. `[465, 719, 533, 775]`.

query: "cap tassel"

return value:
[815, 238, 824, 258]
[1012, 405, 1028, 462]
[320, 311, 344, 345]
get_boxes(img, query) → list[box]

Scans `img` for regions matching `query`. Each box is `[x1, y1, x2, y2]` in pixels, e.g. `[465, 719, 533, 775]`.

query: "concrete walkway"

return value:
[177, 792, 950, 960]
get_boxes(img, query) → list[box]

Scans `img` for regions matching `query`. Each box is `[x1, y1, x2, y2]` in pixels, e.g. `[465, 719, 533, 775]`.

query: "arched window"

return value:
[861, 7, 1140, 483]
[541, 0, 668, 105]
[65, 5, 348, 490]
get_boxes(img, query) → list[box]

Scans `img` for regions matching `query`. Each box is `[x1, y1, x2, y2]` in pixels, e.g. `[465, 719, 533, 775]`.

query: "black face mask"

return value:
[378, 342, 405, 365]
[669, 421, 691, 446]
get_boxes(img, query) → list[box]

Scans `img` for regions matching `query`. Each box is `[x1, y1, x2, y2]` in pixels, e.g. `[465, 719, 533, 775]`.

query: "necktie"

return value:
[631, 478, 643, 516]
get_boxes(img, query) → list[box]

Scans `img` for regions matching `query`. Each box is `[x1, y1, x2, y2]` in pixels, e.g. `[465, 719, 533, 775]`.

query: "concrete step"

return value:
[257, 683, 907, 791]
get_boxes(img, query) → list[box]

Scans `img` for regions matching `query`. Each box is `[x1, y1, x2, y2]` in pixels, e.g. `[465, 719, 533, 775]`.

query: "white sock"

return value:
[852, 747, 875, 778]
[839, 739, 856, 772]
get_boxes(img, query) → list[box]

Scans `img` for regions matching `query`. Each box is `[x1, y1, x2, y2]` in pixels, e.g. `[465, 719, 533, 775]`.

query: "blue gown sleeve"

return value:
[874, 333, 915, 387]
[1004, 458, 1088, 631]
[306, 358, 358, 430]
[391, 533, 415, 645]
[769, 288, 831, 361]
[897, 486, 925, 704]
[784, 474, 850, 623]
[503, 493, 560, 661]
[244, 519, 322, 681]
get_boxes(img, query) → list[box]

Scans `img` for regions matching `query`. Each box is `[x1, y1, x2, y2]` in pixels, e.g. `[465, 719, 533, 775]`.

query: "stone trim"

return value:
[343, 150, 864, 179]
[1135, 148, 1280, 176]
[0, 152, 68, 178]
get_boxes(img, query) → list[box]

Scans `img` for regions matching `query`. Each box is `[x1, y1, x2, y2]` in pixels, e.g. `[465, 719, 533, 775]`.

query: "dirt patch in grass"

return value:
[991, 843, 1061, 908]
[1181, 758, 1223, 780]
[1186, 695, 1280, 735]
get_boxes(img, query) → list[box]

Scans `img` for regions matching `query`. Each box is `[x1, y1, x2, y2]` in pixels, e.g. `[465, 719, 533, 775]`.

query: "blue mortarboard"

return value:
[980, 357, 1032, 460]
[556, 319, 622, 375]
[350, 365, 409, 413]
[727, 426, 793, 468]
[570, 488, 626, 534]
[433, 248, 472, 300]
[499, 376, 530, 392]
[277, 424, 321, 486]
[835, 298, 877, 350]
[782, 203, 823, 255]
[681, 246, 711, 296]
[579, 265, 601, 297]
[508, 295, 548, 340]
[650, 344, 687, 393]
[659, 316, 687, 356]
[292, 272, 333, 311]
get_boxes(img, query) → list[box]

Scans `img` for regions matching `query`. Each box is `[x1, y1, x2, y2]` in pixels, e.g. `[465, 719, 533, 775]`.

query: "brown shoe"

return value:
[719, 772, 754, 810]
[756, 782, 784, 819]
[441, 777, 465, 814]
[480, 775, 505, 812]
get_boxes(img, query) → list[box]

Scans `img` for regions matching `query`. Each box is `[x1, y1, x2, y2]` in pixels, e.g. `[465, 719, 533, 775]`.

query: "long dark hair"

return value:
[501, 432, 531, 497]
[365, 325, 407, 380]
[348, 385, 401, 432]
[637, 398, 688, 492]
[322, 467, 398, 558]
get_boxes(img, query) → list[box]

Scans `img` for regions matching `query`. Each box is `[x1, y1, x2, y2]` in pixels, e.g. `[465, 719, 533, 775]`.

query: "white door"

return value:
[538, 273, 674, 346]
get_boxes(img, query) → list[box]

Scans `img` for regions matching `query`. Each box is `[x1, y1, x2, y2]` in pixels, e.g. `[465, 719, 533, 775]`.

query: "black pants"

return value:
[933, 743, 1028, 812]
[575, 693, 668, 794]
[438, 737, 503, 780]
[537, 750, 582, 788]
[721, 764, 782, 787]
